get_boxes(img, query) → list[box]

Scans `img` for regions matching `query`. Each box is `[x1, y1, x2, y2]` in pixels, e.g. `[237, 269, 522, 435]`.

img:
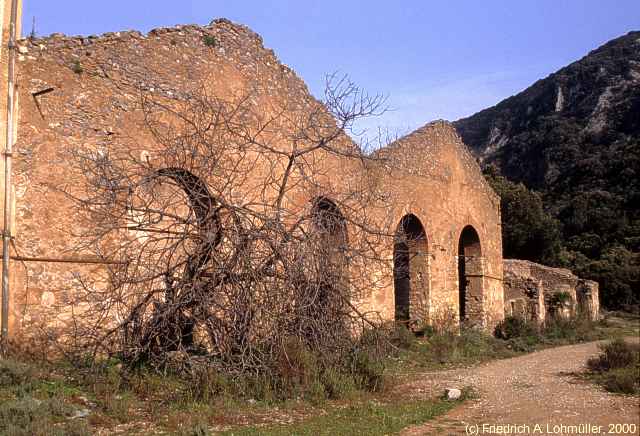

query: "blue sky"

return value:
[22, 1, 640, 136]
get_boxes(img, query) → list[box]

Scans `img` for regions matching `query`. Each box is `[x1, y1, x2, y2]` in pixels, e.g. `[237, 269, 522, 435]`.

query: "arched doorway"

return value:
[393, 214, 429, 324]
[311, 197, 349, 304]
[458, 225, 483, 326]
[128, 168, 221, 281]
[125, 167, 221, 354]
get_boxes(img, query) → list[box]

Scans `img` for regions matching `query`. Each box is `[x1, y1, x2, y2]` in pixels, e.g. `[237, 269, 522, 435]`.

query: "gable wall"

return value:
[2, 18, 504, 343]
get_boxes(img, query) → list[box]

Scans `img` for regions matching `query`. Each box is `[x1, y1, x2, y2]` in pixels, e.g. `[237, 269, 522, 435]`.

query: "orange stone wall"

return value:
[1, 16, 505, 344]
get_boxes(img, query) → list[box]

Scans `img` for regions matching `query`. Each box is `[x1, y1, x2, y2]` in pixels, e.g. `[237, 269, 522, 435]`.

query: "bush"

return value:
[549, 291, 573, 308]
[543, 315, 599, 342]
[601, 367, 639, 395]
[414, 323, 436, 338]
[187, 365, 233, 402]
[321, 366, 357, 400]
[351, 350, 387, 393]
[390, 323, 415, 349]
[494, 316, 538, 340]
[155, 332, 391, 403]
[71, 60, 83, 74]
[177, 422, 211, 436]
[0, 397, 89, 436]
[458, 328, 502, 359]
[202, 35, 217, 47]
[587, 339, 640, 395]
[427, 331, 458, 363]
[505, 336, 537, 353]
[0, 358, 34, 387]
[587, 339, 639, 372]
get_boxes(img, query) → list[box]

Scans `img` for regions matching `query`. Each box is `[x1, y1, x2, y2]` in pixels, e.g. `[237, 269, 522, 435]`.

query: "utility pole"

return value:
[1, 0, 20, 355]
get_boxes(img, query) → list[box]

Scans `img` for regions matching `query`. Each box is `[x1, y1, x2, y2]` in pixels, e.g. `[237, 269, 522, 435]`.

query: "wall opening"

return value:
[311, 197, 349, 304]
[458, 225, 483, 326]
[125, 168, 220, 352]
[393, 214, 429, 324]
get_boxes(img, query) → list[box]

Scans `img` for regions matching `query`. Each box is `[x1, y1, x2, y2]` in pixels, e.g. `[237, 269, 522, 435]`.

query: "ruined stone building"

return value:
[0, 1, 598, 346]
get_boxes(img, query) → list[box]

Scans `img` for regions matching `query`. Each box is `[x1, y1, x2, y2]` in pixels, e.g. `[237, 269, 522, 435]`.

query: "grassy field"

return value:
[0, 311, 637, 435]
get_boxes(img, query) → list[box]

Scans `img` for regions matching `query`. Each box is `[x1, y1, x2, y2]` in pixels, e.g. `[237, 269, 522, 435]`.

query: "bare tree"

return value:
[58, 73, 401, 382]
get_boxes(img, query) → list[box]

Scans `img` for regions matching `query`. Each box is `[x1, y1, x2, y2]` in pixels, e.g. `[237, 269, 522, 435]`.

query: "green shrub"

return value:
[427, 331, 458, 363]
[601, 367, 639, 395]
[276, 337, 321, 398]
[505, 335, 538, 353]
[71, 59, 83, 74]
[458, 328, 505, 359]
[187, 365, 232, 402]
[0, 397, 88, 436]
[543, 315, 599, 342]
[202, 35, 217, 47]
[351, 350, 387, 393]
[588, 339, 639, 372]
[494, 316, 538, 340]
[587, 339, 640, 395]
[390, 323, 415, 349]
[0, 359, 33, 387]
[549, 291, 573, 308]
[176, 420, 211, 436]
[321, 366, 357, 400]
[414, 323, 436, 338]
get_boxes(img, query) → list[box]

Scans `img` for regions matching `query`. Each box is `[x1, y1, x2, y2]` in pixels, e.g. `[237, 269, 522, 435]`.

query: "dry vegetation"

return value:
[1, 312, 635, 435]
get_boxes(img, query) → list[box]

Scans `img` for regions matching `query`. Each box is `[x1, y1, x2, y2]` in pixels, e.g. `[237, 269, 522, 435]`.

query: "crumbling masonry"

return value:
[0, 1, 598, 346]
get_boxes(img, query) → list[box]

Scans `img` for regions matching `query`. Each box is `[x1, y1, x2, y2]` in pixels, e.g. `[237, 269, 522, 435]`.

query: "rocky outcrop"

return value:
[454, 31, 640, 188]
[454, 31, 640, 311]
[503, 259, 599, 323]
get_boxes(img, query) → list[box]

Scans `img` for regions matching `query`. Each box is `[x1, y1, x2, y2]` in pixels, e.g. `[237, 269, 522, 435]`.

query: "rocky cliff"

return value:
[454, 31, 640, 309]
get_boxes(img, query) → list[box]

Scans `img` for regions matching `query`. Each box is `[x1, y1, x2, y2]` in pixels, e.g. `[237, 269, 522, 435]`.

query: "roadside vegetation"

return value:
[0, 312, 636, 435]
[386, 312, 630, 381]
[586, 338, 640, 395]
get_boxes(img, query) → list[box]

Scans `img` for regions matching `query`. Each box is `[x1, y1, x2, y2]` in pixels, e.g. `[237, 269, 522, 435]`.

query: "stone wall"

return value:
[0, 11, 505, 344]
[503, 259, 600, 323]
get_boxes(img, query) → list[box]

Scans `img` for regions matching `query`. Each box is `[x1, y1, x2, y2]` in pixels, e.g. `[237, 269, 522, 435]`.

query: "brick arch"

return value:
[393, 214, 431, 325]
[457, 224, 484, 326]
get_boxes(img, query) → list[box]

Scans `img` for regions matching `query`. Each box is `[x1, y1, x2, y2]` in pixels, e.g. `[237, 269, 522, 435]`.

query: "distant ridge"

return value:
[454, 31, 640, 309]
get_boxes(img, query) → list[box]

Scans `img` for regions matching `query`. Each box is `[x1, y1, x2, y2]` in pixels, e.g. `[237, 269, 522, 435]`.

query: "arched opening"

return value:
[312, 197, 349, 294]
[393, 214, 429, 324]
[125, 168, 221, 355]
[143, 168, 221, 280]
[458, 225, 483, 326]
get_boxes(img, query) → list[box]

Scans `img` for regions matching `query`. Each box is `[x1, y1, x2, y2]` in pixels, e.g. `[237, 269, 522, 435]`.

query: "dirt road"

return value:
[400, 340, 640, 435]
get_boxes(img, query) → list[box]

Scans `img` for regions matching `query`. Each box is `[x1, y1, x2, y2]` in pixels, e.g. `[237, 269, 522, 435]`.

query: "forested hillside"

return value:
[454, 31, 640, 310]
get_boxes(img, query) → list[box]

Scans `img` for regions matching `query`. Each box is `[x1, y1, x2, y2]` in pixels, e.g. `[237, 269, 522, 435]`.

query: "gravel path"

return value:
[400, 339, 640, 435]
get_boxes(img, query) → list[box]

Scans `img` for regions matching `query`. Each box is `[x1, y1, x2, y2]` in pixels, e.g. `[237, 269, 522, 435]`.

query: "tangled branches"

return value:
[61, 74, 396, 385]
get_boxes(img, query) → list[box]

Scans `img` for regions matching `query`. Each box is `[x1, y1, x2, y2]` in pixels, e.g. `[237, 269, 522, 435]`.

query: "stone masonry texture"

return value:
[2, 4, 599, 346]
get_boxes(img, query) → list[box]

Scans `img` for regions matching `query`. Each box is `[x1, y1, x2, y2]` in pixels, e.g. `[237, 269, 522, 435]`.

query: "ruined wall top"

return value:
[14, 17, 498, 207]
[372, 120, 500, 204]
[15, 18, 317, 109]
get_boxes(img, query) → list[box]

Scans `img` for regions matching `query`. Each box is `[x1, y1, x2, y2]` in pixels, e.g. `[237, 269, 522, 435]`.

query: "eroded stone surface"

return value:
[503, 259, 599, 323]
[1, 5, 507, 343]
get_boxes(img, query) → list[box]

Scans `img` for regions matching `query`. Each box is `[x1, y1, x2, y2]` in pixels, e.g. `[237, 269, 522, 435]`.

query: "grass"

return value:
[0, 311, 635, 435]
[220, 391, 472, 436]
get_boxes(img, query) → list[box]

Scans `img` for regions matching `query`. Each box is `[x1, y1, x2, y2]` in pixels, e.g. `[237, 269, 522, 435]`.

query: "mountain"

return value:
[454, 31, 640, 310]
